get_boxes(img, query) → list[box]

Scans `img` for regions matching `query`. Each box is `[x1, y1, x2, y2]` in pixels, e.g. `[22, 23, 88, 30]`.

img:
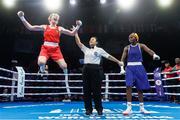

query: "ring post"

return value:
[105, 74, 109, 102]
[16, 67, 25, 98]
[154, 67, 164, 97]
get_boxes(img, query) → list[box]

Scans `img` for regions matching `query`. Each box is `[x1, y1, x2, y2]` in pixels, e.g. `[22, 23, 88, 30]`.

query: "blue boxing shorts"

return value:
[125, 65, 150, 90]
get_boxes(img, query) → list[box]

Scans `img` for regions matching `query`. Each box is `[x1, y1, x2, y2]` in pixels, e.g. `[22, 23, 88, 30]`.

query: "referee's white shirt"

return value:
[81, 45, 110, 64]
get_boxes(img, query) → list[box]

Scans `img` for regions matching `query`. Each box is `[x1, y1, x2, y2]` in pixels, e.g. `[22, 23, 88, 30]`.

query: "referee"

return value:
[75, 33, 123, 115]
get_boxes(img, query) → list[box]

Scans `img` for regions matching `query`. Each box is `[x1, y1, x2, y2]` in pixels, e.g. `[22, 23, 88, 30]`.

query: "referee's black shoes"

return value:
[97, 110, 103, 115]
[85, 110, 92, 115]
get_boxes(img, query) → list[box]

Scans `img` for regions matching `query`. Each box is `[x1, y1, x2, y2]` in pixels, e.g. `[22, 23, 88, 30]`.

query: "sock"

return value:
[139, 102, 144, 109]
[63, 68, 68, 74]
[39, 64, 45, 73]
[127, 102, 132, 109]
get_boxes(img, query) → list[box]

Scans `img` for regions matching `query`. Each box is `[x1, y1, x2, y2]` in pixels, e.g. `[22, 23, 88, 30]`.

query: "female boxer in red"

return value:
[17, 11, 82, 74]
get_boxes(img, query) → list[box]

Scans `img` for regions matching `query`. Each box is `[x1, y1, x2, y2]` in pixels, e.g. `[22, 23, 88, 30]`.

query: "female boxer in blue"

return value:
[120, 33, 160, 115]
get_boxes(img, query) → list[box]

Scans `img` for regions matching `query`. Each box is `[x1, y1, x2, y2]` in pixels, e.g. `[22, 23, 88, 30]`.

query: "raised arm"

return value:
[140, 43, 160, 60]
[60, 20, 82, 36]
[74, 33, 84, 49]
[17, 11, 44, 31]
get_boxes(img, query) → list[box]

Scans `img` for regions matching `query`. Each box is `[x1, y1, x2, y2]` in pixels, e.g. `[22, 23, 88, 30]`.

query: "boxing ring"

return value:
[0, 67, 180, 119]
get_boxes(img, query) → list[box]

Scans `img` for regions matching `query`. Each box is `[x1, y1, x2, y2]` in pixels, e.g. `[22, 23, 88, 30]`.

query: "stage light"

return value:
[44, 0, 62, 11]
[2, 0, 16, 8]
[157, 0, 174, 8]
[117, 0, 136, 10]
[70, 0, 76, 5]
[100, 0, 106, 4]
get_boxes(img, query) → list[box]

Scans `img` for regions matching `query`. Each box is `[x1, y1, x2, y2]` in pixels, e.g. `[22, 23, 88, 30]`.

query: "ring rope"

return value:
[24, 78, 179, 83]
[0, 92, 179, 96]
[24, 70, 180, 76]
[163, 85, 180, 88]
[23, 85, 180, 89]
[165, 93, 180, 96]
[0, 94, 17, 96]
[0, 67, 179, 75]
[25, 73, 82, 76]
[162, 70, 180, 74]
[25, 93, 72, 95]
[25, 86, 82, 89]
[0, 68, 17, 74]
[162, 76, 180, 80]
[4, 93, 180, 96]
[25, 80, 68, 82]
[0, 85, 17, 88]
[0, 76, 18, 81]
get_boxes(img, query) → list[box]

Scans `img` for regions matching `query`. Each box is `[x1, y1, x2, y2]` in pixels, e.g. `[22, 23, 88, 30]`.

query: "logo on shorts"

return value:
[155, 80, 162, 86]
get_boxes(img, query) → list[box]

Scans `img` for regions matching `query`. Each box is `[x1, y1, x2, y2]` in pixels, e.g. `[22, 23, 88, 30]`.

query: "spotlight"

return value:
[117, 0, 136, 10]
[100, 0, 106, 4]
[157, 0, 174, 8]
[2, 0, 16, 8]
[70, 0, 76, 5]
[44, 0, 62, 11]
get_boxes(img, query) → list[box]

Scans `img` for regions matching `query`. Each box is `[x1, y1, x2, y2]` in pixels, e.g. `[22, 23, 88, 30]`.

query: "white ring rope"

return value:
[25, 86, 82, 89]
[23, 85, 180, 89]
[0, 85, 17, 88]
[24, 78, 179, 83]
[163, 85, 180, 88]
[0, 76, 178, 83]
[162, 70, 180, 74]
[0, 76, 17, 81]
[25, 93, 72, 95]
[25, 73, 82, 76]
[162, 76, 180, 81]
[0, 67, 17, 74]
[0, 67, 179, 76]
[0, 94, 17, 96]
[0, 92, 179, 96]
[25, 80, 66, 82]
[19, 93, 159, 96]
[165, 93, 180, 96]
[24, 70, 179, 76]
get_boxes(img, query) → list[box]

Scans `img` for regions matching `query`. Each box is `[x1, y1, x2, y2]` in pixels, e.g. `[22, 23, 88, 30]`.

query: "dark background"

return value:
[0, 0, 179, 73]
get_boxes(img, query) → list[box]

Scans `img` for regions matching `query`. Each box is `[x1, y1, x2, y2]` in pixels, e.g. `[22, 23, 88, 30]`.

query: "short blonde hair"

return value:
[48, 13, 60, 21]
[129, 32, 139, 41]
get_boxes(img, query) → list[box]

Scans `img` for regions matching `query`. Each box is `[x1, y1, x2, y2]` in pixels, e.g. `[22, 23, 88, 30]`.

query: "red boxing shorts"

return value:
[39, 45, 63, 61]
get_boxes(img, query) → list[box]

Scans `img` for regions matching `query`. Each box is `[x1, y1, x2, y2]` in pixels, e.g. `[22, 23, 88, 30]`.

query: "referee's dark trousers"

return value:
[82, 64, 103, 112]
